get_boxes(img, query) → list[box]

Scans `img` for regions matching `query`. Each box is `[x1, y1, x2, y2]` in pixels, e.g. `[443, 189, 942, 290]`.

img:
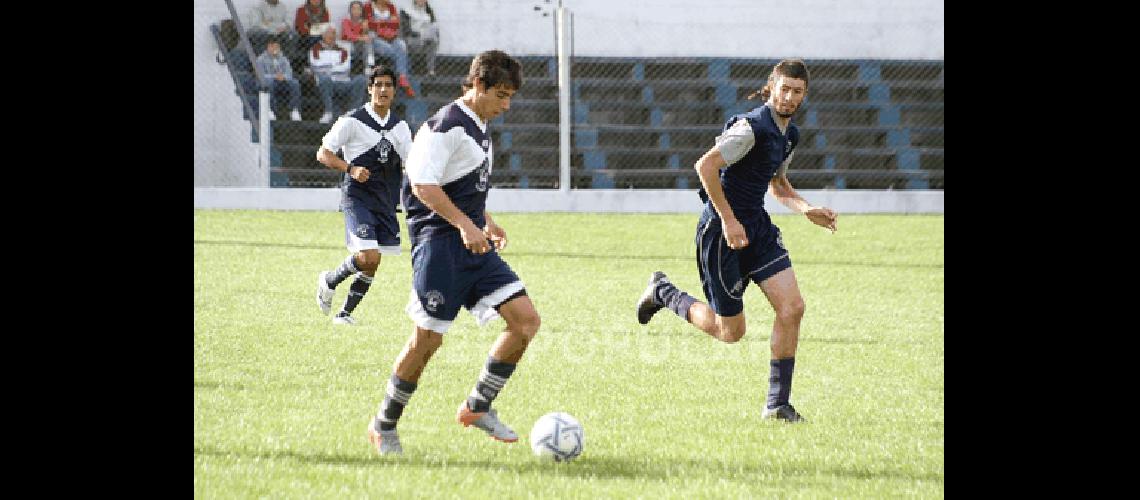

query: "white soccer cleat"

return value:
[368, 425, 402, 455]
[316, 271, 334, 315]
[332, 313, 357, 326]
[457, 402, 518, 442]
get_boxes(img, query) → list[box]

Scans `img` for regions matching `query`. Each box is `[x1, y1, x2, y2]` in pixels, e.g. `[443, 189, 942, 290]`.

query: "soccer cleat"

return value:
[367, 425, 403, 455]
[316, 271, 334, 315]
[636, 271, 670, 325]
[761, 404, 805, 423]
[332, 312, 357, 326]
[456, 402, 518, 442]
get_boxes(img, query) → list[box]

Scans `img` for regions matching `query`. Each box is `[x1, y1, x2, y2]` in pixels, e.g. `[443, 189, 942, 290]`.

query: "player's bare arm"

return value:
[409, 183, 491, 254]
[769, 169, 837, 233]
[483, 211, 507, 250]
[695, 147, 748, 249]
[317, 146, 370, 182]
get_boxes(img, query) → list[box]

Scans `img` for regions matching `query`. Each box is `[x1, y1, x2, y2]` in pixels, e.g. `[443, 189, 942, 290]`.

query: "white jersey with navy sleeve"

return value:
[402, 99, 493, 243]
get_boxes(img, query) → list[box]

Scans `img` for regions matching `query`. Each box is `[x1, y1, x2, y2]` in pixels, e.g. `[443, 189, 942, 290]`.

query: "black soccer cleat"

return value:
[636, 271, 669, 325]
[761, 404, 806, 423]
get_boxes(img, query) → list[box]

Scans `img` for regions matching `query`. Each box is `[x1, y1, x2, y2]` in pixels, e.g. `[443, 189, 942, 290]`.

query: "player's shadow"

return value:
[194, 446, 938, 483]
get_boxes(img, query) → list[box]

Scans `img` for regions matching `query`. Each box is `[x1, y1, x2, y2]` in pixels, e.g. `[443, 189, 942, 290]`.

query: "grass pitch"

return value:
[194, 210, 943, 498]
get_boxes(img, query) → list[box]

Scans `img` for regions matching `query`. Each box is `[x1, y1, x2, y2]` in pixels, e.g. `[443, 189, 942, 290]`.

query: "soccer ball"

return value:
[529, 412, 584, 462]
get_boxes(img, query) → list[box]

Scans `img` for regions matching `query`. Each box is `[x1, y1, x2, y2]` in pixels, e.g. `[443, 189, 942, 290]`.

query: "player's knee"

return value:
[411, 329, 443, 354]
[357, 251, 380, 271]
[720, 324, 746, 343]
[510, 310, 541, 340]
[776, 299, 806, 324]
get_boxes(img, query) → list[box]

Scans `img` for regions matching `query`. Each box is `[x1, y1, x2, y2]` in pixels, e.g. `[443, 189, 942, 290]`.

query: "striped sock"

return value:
[327, 254, 360, 288]
[466, 357, 517, 413]
[375, 374, 417, 431]
[657, 282, 697, 321]
[340, 272, 373, 315]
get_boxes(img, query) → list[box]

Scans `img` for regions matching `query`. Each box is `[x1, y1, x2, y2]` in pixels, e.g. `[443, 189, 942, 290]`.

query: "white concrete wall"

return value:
[195, 0, 943, 186]
[210, 0, 943, 58]
[195, 0, 263, 187]
[195, 188, 944, 213]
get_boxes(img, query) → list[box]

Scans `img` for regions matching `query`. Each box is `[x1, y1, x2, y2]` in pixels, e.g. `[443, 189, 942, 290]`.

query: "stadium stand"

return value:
[213, 21, 943, 190]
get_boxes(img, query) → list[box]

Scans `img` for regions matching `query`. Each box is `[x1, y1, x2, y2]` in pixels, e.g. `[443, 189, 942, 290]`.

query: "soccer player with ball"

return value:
[366, 50, 540, 455]
[637, 59, 838, 423]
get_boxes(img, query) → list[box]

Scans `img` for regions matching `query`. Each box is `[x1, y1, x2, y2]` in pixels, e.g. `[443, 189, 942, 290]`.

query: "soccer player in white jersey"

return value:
[366, 50, 540, 455]
[636, 59, 839, 422]
[314, 65, 413, 325]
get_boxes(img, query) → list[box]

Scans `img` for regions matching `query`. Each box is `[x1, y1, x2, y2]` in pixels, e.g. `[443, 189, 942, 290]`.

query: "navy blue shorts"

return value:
[405, 231, 525, 333]
[343, 196, 401, 254]
[695, 212, 792, 317]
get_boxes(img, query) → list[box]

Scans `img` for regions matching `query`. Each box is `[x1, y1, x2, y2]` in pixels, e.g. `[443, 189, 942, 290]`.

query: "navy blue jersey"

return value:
[700, 104, 799, 229]
[402, 100, 494, 244]
[321, 105, 413, 213]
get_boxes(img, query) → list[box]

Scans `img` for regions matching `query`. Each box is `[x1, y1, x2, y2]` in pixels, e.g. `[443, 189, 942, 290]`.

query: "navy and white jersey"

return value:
[402, 99, 493, 243]
[321, 105, 413, 212]
[702, 104, 799, 229]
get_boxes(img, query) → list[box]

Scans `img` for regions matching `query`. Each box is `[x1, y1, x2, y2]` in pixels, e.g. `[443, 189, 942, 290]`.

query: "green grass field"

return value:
[194, 210, 943, 498]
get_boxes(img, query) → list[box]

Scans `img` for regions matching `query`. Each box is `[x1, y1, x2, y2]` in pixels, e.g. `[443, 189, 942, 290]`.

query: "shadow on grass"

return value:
[635, 331, 884, 345]
[193, 445, 941, 483]
[194, 240, 939, 269]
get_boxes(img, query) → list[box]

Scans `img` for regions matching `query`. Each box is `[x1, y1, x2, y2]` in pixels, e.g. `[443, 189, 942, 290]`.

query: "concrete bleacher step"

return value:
[224, 53, 942, 190]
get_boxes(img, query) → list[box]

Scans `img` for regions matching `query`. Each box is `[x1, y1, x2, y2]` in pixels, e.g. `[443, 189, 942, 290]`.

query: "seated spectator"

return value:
[309, 26, 367, 123]
[364, 0, 414, 96]
[341, 1, 373, 75]
[400, 0, 439, 77]
[246, 0, 296, 57]
[256, 38, 303, 121]
[295, 0, 331, 53]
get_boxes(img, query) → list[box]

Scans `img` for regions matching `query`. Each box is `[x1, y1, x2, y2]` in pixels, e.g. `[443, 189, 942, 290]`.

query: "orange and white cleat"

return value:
[456, 402, 518, 442]
[367, 424, 403, 454]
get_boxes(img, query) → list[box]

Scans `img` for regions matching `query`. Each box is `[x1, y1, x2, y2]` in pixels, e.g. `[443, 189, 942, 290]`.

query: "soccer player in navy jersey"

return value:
[367, 50, 540, 455]
[314, 65, 413, 326]
[636, 59, 838, 423]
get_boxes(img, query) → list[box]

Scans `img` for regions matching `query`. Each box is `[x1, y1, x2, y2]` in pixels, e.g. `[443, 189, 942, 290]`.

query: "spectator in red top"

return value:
[341, 1, 373, 75]
[363, 0, 414, 97]
[295, 0, 331, 52]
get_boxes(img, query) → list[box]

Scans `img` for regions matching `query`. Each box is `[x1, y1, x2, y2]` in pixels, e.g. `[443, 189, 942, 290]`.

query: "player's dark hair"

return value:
[369, 64, 398, 87]
[747, 59, 810, 101]
[462, 50, 523, 93]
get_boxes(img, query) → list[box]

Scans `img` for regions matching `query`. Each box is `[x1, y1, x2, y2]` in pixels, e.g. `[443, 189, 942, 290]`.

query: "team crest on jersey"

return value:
[355, 224, 373, 238]
[475, 158, 489, 192]
[424, 290, 445, 313]
[375, 137, 392, 163]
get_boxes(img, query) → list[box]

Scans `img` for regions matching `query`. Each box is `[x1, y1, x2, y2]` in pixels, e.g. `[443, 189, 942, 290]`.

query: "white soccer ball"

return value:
[529, 412, 584, 462]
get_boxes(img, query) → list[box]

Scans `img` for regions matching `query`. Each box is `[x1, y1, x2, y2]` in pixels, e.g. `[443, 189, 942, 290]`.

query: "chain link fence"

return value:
[566, 10, 944, 190]
[199, 4, 942, 191]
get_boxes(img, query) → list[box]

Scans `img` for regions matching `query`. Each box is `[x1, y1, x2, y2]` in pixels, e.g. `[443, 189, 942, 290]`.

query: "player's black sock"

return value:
[766, 357, 796, 409]
[657, 283, 698, 321]
[327, 254, 360, 288]
[340, 272, 373, 315]
[467, 357, 516, 413]
[375, 374, 417, 431]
